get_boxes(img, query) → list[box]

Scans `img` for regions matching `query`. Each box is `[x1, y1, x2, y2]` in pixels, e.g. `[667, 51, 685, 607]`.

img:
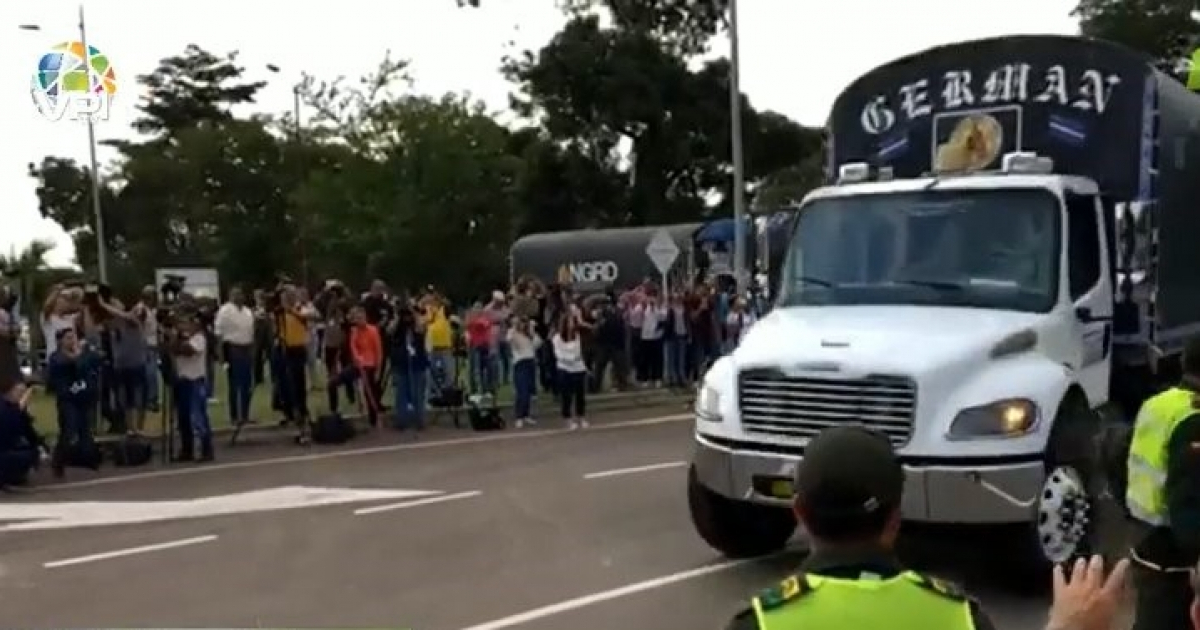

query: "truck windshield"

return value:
[779, 187, 1061, 313]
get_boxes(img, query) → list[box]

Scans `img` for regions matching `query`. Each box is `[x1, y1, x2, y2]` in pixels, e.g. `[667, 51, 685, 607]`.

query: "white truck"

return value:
[688, 34, 1200, 574]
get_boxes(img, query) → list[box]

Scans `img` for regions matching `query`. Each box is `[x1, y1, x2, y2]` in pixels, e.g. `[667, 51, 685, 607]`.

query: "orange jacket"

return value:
[349, 323, 382, 369]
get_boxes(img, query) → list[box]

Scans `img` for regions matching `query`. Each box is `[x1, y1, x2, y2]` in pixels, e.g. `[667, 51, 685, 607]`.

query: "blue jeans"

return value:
[513, 358, 535, 419]
[225, 346, 254, 423]
[54, 397, 94, 462]
[469, 347, 495, 394]
[393, 368, 427, 430]
[665, 338, 688, 386]
[497, 341, 512, 384]
[144, 347, 160, 408]
[174, 377, 213, 440]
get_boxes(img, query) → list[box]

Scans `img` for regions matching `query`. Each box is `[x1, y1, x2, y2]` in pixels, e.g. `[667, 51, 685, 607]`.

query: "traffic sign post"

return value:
[646, 230, 681, 382]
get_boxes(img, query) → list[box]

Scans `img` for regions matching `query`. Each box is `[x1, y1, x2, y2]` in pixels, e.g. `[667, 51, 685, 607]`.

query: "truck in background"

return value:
[510, 224, 702, 294]
[688, 34, 1200, 577]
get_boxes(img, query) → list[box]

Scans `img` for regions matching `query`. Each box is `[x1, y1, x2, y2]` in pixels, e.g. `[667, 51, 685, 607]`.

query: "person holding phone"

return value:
[508, 315, 541, 428]
[552, 313, 587, 430]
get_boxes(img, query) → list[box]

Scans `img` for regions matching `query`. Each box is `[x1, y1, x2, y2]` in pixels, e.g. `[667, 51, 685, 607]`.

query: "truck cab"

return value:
[689, 152, 1108, 570]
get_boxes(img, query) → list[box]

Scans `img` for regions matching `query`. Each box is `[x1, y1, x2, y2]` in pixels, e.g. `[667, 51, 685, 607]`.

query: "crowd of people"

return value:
[0, 271, 762, 487]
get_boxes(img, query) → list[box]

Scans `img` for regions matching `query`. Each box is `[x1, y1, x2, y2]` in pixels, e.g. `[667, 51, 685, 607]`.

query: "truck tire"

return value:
[999, 394, 1106, 590]
[687, 465, 796, 558]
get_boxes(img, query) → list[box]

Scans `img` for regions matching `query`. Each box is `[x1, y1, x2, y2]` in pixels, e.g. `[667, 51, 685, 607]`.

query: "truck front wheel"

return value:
[687, 465, 796, 558]
[1000, 395, 1106, 590]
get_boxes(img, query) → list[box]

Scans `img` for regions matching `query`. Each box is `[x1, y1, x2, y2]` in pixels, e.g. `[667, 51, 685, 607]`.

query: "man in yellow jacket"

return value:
[724, 426, 995, 630]
[1126, 335, 1200, 630]
[423, 294, 454, 383]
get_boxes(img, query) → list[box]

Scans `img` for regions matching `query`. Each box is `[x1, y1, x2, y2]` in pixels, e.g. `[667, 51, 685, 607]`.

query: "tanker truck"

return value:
[687, 34, 1200, 576]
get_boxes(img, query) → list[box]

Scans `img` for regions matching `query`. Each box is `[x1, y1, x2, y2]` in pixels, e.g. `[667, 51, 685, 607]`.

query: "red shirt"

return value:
[466, 314, 492, 349]
[349, 323, 382, 368]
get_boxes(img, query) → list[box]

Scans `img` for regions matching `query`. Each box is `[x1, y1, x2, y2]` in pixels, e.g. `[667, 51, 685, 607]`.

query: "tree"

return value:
[1074, 0, 1200, 75]
[131, 44, 266, 137]
[28, 45, 283, 294]
[504, 9, 821, 226]
[0, 239, 55, 345]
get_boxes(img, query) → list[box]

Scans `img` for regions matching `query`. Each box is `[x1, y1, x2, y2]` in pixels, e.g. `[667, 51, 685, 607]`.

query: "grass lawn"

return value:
[26, 370, 516, 438]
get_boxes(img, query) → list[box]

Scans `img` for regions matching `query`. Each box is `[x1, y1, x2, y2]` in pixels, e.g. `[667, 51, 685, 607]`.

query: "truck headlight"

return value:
[947, 398, 1038, 439]
[696, 385, 722, 421]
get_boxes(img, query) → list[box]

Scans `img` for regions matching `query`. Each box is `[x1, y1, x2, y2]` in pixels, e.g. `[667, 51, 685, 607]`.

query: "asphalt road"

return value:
[0, 409, 1066, 630]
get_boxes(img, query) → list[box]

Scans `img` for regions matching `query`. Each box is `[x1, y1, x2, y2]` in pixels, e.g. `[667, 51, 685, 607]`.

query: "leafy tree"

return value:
[505, 10, 820, 225]
[1074, 0, 1200, 75]
[131, 44, 266, 137]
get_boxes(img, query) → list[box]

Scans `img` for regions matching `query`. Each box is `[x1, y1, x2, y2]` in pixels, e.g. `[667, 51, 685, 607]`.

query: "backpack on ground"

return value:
[109, 434, 153, 467]
[312, 412, 356, 444]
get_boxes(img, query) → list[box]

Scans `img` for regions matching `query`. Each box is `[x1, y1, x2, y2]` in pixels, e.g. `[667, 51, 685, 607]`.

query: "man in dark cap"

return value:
[724, 425, 996, 630]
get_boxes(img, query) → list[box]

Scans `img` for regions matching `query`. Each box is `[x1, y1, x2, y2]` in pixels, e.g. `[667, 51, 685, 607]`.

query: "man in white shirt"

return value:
[214, 286, 256, 427]
[170, 316, 213, 461]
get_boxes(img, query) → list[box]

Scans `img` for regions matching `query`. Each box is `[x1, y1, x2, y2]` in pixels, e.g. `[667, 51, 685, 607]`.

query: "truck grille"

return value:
[738, 370, 917, 446]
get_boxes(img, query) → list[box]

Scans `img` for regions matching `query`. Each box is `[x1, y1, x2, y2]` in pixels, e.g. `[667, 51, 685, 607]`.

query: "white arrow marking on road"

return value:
[0, 486, 442, 532]
[354, 490, 483, 515]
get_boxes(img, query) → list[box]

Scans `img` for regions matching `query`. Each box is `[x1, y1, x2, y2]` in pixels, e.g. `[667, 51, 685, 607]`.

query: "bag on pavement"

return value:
[110, 434, 153, 467]
[312, 412, 356, 444]
[467, 393, 504, 431]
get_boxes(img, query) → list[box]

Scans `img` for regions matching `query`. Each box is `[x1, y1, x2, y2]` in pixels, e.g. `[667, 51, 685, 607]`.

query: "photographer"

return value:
[169, 315, 213, 461]
[40, 283, 82, 357]
[388, 295, 429, 430]
[274, 284, 312, 439]
[0, 382, 46, 489]
[45, 327, 99, 476]
[94, 293, 150, 435]
[320, 298, 355, 414]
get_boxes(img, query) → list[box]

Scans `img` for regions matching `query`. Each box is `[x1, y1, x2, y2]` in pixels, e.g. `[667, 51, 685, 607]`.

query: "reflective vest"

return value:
[752, 571, 974, 630]
[1126, 387, 1197, 525]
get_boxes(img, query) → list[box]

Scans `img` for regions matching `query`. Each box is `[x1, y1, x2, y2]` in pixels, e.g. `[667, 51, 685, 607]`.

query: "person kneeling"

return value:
[0, 382, 47, 489]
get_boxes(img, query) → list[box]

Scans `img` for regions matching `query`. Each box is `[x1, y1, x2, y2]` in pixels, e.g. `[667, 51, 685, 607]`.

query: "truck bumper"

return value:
[693, 433, 1045, 524]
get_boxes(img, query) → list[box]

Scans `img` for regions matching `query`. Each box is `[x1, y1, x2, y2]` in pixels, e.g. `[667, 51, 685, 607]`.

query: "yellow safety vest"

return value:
[752, 571, 974, 630]
[1126, 387, 1198, 525]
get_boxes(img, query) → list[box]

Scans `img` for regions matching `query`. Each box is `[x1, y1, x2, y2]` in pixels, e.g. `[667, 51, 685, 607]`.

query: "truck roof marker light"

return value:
[989, 328, 1038, 359]
[837, 162, 871, 184]
[1001, 152, 1054, 174]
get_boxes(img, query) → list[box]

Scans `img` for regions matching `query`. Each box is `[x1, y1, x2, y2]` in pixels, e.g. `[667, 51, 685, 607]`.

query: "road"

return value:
[0, 409, 1059, 630]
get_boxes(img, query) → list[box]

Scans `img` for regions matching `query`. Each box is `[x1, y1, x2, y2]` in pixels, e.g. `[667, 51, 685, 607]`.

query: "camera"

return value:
[156, 274, 188, 326]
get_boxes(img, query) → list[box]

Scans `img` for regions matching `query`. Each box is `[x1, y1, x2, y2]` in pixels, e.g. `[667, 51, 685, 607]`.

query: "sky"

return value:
[0, 0, 1078, 268]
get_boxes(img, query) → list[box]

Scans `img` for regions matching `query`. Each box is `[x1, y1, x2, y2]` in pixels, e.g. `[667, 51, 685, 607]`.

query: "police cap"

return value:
[794, 426, 904, 519]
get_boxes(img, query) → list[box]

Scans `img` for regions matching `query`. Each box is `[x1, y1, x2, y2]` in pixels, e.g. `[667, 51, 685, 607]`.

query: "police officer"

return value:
[725, 426, 996, 630]
[1125, 335, 1200, 630]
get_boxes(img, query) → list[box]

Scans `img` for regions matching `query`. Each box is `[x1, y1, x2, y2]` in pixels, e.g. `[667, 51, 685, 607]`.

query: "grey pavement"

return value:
[1, 411, 1066, 630]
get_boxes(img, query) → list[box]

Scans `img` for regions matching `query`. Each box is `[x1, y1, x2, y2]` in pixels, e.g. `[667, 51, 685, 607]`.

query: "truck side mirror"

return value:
[1075, 306, 1094, 322]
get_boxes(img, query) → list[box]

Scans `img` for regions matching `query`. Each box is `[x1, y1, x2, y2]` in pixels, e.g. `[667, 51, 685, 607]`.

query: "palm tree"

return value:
[0, 239, 56, 352]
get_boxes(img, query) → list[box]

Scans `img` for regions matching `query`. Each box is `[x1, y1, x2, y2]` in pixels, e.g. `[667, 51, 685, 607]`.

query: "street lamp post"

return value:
[20, 4, 108, 282]
[727, 0, 748, 295]
[265, 64, 308, 286]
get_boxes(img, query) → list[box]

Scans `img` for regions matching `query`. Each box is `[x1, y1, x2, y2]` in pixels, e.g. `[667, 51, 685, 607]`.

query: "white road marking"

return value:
[354, 490, 482, 515]
[48, 413, 691, 491]
[583, 461, 687, 480]
[43, 534, 218, 569]
[0, 486, 441, 532]
[457, 559, 752, 630]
